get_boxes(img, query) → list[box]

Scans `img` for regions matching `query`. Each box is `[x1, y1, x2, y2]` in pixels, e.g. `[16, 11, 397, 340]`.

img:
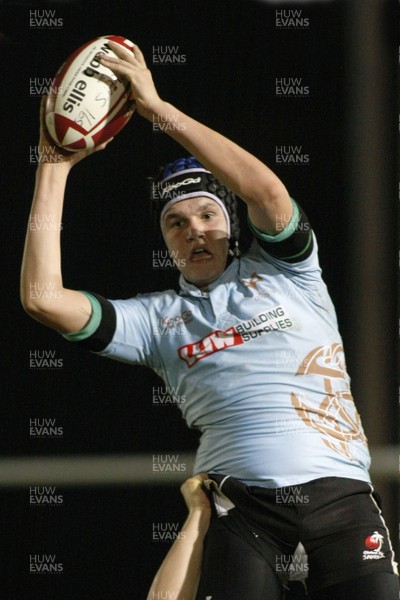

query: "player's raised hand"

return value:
[37, 97, 112, 171]
[97, 41, 164, 119]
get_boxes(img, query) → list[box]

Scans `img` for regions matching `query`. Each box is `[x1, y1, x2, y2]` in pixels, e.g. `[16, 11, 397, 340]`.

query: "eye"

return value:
[202, 212, 215, 220]
[169, 219, 183, 229]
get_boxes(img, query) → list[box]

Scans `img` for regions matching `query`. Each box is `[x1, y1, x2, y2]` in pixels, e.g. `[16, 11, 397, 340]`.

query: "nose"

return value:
[186, 219, 205, 241]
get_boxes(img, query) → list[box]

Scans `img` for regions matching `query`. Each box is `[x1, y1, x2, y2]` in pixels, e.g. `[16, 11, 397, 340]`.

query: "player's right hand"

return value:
[37, 97, 113, 170]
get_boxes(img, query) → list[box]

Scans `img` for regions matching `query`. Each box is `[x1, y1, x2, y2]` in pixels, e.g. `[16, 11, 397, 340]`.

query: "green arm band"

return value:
[247, 198, 300, 242]
[61, 292, 102, 342]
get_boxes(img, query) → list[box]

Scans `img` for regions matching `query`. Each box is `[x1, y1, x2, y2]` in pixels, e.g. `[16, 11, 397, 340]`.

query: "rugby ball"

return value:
[45, 35, 135, 152]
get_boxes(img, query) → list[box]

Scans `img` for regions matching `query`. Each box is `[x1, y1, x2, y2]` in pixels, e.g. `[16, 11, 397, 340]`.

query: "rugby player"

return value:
[21, 42, 398, 599]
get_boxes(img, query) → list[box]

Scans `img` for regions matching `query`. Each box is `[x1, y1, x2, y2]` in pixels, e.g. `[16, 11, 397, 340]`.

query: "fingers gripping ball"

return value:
[45, 35, 136, 152]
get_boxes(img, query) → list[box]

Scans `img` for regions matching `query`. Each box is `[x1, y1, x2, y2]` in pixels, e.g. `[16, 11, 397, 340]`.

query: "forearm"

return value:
[21, 163, 68, 306]
[98, 43, 292, 232]
[21, 163, 91, 331]
[147, 508, 211, 600]
[143, 101, 287, 205]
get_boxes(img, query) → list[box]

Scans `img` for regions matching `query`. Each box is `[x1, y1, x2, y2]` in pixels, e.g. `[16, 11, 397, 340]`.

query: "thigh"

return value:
[303, 480, 398, 592]
[196, 516, 285, 600]
[309, 571, 399, 600]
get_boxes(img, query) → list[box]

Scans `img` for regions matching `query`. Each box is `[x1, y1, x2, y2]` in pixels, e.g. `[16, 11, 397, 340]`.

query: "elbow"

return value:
[20, 287, 35, 316]
[260, 181, 289, 205]
[20, 294, 44, 319]
[20, 282, 39, 316]
[20, 295, 62, 331]
[247, 179, 289, 208]
[20, 289, 58, 322]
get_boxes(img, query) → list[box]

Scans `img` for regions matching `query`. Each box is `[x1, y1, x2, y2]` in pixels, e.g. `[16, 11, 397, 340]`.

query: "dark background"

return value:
[0, 0, 398, 598]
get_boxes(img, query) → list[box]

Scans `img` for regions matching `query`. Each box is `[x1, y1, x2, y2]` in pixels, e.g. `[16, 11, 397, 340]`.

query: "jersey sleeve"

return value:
[247, 198, 314, 264]
[61, 291, 158, 368]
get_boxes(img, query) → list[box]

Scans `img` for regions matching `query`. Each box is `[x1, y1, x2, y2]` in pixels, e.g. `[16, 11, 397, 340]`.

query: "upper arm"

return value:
[24, 289, 93, 334]
[61, 292, 117, 352]
[248, 199, 314, 264]
[61, 293, 156, 367]
[246, 184, 293, 235]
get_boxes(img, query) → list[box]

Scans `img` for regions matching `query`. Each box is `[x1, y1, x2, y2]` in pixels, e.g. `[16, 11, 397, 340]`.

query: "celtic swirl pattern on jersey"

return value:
[291, 344, 368, 459]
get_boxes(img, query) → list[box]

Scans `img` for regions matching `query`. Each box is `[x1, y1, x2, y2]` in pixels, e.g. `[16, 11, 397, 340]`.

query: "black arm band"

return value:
[254, 204, 314, 263]
[78, 292, 117, 352]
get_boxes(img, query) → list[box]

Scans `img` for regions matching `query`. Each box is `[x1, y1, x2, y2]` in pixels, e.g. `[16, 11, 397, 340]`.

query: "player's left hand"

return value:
[97, 41, 164, 120]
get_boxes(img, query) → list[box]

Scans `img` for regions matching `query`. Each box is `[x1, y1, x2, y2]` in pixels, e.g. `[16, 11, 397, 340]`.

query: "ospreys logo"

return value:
[242, 272, 270, 301]
[363, 532, 385, 561]
[242, 272, 262, 290]
[291, 344, 368, 459]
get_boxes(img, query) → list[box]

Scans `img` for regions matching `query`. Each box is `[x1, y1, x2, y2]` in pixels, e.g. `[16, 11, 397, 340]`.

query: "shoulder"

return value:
[111, 288, 181, 311]
[242, 232, 322, 277]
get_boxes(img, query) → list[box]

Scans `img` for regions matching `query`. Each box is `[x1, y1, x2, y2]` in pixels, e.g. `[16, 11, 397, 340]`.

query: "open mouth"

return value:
[190, 248, 212, 262]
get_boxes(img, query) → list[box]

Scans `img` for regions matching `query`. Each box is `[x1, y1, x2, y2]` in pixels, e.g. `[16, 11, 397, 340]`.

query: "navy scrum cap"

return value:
[150, 156, 241, 255]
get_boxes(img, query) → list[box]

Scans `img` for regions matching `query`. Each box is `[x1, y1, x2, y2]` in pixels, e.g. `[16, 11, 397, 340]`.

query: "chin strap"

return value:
[229, 240, 241, 257]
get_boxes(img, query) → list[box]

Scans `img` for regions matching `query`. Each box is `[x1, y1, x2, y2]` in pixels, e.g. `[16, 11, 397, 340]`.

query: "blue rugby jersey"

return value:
[63, 205, 371, 488]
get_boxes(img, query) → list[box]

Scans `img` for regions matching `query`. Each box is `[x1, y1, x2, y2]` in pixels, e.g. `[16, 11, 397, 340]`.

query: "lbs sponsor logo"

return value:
[363, 532, 385, 560]
[178, 305, 293, 367]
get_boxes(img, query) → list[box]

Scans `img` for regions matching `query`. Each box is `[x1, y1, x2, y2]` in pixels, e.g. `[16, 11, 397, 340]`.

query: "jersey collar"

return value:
[179, 258, 239, 297]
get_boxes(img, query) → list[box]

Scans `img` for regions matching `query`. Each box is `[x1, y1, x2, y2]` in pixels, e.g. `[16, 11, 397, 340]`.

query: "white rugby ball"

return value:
[45, 35, 135, 152]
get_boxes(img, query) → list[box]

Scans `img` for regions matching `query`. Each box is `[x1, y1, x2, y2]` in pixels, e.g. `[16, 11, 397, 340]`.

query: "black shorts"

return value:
[196, 475, 398, 598]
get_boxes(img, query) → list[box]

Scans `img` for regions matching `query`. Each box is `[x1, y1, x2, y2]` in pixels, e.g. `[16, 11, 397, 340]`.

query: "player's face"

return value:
[162, 197, 229, 289]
